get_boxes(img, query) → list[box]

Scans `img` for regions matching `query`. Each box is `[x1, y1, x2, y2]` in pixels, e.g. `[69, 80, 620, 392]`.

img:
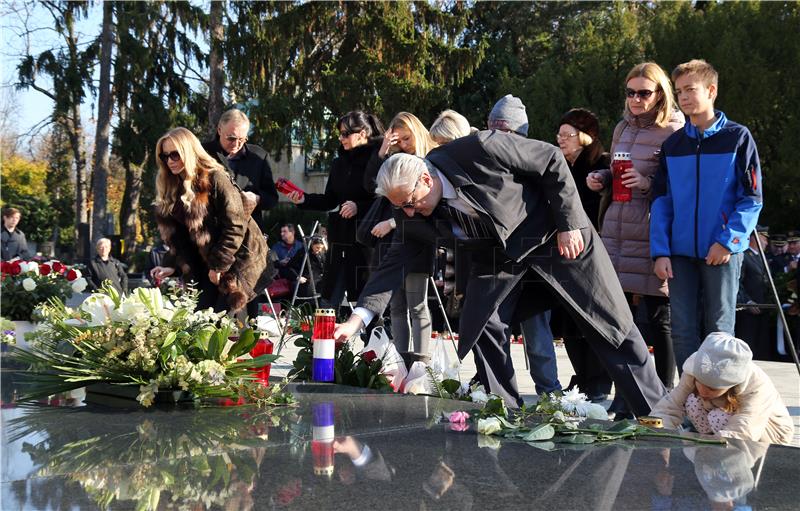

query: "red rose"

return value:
[362, 350, 377, 364]
[66, 269, 79, 281]
[39, 263, 52, 276]
[9, 261, 21, 276]
[52, 261, 65, 273]
[301, 322, 310, 332]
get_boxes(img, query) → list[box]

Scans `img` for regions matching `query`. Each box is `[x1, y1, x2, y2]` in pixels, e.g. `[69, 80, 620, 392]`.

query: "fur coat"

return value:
[156, 167, 271, 312]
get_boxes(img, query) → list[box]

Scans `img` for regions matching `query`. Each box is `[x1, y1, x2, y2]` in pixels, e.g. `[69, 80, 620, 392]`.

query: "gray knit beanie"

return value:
[488, 94, 529, 136]
[687, 332, 753, 389]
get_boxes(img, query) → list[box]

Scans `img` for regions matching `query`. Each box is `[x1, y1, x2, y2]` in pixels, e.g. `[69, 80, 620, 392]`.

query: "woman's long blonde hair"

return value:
[154, 127, 224, 216]
[388, 112, 438, 157]
[624, 62, 678, 128]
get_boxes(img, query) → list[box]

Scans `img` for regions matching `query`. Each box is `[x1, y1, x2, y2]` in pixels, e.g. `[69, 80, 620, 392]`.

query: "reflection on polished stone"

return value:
[1, 369, 798, 510]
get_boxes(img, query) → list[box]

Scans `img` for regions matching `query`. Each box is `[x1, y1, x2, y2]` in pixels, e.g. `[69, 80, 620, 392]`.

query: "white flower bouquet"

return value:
[12, 284, 280, 406]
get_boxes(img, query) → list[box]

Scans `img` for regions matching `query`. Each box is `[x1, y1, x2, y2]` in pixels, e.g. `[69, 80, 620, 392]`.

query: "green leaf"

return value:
[441, 379, 461, 395]
[232, 354, 279, 368]
[606, 420, 639, 434]
[520, 423, 555, 442]
[483, 397, 507, 418]
[161, 331, 177, 349]
[228, 328, 257, 358]
[194, 327, 213, 351]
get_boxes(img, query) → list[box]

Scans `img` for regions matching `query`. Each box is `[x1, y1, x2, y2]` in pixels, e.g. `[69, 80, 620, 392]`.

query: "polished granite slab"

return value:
[1, 368, 798, 511]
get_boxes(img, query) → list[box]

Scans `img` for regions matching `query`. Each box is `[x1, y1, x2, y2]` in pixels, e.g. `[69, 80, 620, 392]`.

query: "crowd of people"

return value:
[1, 58, 795, 444]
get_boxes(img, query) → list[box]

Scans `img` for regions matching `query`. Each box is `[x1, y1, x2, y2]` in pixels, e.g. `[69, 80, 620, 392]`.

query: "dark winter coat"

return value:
[155, 168, 271, 312]
[359, 131, 635, 359]
[87, 255, 128, 295]
[1, 227, 30, 261]
[298, 139, 380, 300]
[202, 137, 279, 232]
[569, 149, 611, 230]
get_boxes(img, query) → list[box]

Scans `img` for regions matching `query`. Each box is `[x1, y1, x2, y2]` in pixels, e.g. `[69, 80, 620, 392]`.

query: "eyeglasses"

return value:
[392, 176, 423, 211]
[159, 151, 181, 163]
[556, 132, 578, 140]
[625, 88, 657, 99]
[224, 135, 248, 143]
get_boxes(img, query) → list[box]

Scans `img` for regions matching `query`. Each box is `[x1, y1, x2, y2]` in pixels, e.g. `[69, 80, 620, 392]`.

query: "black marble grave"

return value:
[1, 369, 798, 510]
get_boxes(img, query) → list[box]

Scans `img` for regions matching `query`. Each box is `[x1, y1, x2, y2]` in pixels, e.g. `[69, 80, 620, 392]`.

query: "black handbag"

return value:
[356, 197, 392, 248]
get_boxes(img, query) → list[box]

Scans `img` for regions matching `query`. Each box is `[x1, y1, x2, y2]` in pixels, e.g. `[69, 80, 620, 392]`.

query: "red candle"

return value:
[250, 337, 274, 384]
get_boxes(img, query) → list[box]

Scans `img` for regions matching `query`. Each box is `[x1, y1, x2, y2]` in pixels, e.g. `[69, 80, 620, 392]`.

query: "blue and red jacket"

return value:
[650, 111, 762, 259]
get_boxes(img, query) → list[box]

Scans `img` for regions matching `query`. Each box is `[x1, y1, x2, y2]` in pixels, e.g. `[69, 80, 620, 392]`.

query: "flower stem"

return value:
[569, 427, 726, 445]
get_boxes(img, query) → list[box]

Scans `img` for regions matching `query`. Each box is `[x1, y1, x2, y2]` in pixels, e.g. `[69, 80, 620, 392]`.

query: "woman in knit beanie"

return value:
[553, 108, 614, 403]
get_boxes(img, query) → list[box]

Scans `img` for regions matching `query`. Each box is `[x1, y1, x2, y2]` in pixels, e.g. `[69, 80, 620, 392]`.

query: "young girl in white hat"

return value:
[650, 332, 793, 444]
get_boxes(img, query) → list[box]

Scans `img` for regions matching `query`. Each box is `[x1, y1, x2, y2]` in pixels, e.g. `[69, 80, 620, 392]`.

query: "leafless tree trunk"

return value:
[91, 1, 115, 245]
[206, 0, 225, 138]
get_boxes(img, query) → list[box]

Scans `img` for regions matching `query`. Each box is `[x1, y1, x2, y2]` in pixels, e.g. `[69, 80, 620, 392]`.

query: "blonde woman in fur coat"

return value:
[150, 127, 271, 314]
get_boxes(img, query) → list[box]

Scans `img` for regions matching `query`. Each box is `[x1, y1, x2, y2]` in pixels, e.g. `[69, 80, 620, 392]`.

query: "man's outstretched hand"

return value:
[558, 229, 585, 260]
[333, 315, 365, 343]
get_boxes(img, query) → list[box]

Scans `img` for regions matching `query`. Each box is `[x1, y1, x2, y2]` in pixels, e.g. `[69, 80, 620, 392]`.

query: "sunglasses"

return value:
[625, 88, 657, 99]
[339, 129, 362, 138]
[159, 151, 181, 163]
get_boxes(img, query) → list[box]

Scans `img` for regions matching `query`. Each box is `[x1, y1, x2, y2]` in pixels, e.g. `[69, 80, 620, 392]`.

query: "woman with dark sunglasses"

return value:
[150, 127, 271, 314]
[585, 62, 684, 418]
[288, 111, 384, 310]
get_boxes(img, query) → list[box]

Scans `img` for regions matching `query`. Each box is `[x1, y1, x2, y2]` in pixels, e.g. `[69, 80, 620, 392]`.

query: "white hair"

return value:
[375, 153, 428, 197]
[96, 237, 111, 249]
[218, 108, 250, 130]
[430, 109, 473, 143]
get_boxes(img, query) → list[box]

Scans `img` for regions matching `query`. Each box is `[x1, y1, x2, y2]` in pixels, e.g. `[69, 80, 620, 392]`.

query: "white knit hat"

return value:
[686, 332, 753, 389]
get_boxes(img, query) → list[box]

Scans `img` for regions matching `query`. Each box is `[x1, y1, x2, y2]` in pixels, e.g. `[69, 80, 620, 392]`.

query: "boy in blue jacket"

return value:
[651, 59, 762, 373]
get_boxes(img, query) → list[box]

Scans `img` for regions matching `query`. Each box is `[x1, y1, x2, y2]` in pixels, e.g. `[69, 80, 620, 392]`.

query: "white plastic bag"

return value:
[402, 361, 436, 395]
[361, 327, 408, 391]
[430, 335, 460, 381]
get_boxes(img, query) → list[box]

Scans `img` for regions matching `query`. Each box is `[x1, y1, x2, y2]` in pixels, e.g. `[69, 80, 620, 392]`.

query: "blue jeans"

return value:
[520, 310, 562, 394]
[669, 253, 743, 374]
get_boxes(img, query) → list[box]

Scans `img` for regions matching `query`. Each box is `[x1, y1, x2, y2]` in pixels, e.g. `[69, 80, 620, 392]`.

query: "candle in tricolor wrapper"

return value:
[311, 402, 335, 477]
[312, 309, 336, 382]
[275, 177, 305, 199]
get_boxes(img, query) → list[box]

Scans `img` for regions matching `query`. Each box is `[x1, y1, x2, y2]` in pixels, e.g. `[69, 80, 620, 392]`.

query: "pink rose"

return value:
[449, 410, 470, 423]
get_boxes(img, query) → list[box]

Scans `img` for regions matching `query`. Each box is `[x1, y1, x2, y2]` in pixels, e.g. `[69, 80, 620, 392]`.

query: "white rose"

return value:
[20, 261, 39, 274]
[476, 417, 503, 436]
[470, 388, 489, 404]
[22, 277, 37, 291]
[71, 277, 87, 293]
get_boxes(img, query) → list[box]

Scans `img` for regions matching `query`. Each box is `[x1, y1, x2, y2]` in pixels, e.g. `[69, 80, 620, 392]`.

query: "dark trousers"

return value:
[629, 294, 675, 389]
[563, 336, 613, 397]
[471, 271, 666, 416]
